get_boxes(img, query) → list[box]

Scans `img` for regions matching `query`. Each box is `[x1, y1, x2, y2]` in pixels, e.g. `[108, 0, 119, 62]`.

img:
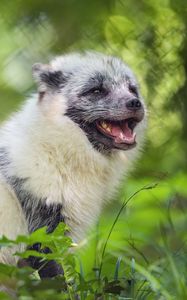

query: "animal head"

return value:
[32, 51, 146, 153]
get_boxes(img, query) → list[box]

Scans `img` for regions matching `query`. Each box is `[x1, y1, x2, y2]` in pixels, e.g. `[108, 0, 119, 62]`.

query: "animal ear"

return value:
[32, 63, 66, 91]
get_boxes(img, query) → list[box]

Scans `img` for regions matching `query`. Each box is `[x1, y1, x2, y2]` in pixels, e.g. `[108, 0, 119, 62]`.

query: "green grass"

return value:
[0, 176, 187, 299]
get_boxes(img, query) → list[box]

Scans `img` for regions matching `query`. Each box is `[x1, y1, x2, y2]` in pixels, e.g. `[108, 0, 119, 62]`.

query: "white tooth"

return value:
[120, 132, 124, 139]
[102, 121, 107, 129]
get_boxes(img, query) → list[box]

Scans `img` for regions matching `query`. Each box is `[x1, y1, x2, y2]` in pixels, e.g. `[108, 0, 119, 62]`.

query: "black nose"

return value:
[126, 98, 142, 110]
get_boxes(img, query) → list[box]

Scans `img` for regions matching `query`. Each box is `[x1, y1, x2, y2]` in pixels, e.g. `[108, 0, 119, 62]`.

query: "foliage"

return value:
[0, 182, 187, 299]
[0, 0, 186, 299]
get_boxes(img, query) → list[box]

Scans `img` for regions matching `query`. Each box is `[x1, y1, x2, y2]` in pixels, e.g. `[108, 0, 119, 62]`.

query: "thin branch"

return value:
[98, 183, 158, 279]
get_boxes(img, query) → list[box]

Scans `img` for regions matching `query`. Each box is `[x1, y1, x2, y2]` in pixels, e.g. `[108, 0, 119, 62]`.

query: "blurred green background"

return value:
[0, 0, 187, 298]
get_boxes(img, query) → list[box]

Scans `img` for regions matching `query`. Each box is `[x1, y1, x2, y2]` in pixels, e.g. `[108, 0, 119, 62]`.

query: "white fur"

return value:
[0, 93, 144, 247]
[0, 176, 27, 265]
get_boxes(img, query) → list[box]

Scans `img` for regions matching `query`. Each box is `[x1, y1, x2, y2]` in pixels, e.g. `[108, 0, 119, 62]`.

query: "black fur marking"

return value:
[11, 179, 65, 278]
[0, 148, 65, 233]
[38, 259, 64, 279]
[65, 108, 113, 154]
[11, 176, 64, 233]
[26, 243, 64, 279]
[0, 148, 65, 278]
[9, 176, 65, 278]
[79, 72, 106, 97]
[40, 71, 68, 89]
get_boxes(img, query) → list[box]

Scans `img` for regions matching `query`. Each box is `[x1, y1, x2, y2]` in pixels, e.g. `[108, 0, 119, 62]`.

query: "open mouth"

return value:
[96, 118, 138, 147]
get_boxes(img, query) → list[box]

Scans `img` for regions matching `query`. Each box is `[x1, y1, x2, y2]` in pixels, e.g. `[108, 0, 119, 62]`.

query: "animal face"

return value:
[33, 52, 146, 153]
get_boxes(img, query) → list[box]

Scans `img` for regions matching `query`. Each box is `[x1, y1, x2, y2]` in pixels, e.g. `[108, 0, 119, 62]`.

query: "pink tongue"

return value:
[111, 122, 136, 144]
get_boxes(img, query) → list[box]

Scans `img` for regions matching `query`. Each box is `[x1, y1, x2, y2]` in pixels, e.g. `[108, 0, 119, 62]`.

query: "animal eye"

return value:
[91, 87, 103, 94]
[80, 85, 107, 97]
[129, 84, 138, 96]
